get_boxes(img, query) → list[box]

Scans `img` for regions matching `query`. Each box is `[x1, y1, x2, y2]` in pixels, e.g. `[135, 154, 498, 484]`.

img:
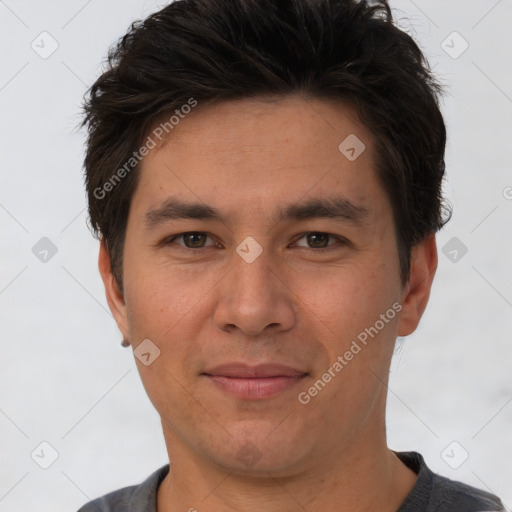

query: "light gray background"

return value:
[1, 0, 511, 510]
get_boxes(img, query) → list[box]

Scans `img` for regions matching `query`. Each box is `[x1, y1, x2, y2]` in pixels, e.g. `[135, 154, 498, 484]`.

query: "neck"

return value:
[156, 425, 417, 512]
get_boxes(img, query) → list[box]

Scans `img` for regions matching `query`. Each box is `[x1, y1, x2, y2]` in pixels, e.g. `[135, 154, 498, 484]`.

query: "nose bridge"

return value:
[230, 239, 279, 305]
[213, 239, 295, 335]
[243, 238, 274, 274]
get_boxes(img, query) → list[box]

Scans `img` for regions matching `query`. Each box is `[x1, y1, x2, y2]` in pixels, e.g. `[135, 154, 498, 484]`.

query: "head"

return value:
[83, 0, 450, 476]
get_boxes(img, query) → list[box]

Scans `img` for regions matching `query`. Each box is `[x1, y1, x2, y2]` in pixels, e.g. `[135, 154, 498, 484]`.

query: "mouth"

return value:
[201, 363, 309, 400]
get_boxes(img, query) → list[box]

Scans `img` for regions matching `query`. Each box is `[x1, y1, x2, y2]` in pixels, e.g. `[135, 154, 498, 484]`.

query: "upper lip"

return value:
[202, 363, 308, 378]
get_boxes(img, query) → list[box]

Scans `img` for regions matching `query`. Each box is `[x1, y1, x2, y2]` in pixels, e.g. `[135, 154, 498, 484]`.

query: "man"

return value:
[78, 0, 505, 510]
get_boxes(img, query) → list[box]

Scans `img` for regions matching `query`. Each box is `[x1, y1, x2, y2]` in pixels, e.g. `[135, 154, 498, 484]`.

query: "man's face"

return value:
[102, 96, 431, 475]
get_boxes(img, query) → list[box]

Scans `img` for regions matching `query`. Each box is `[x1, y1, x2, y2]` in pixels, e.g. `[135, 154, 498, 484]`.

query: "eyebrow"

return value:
[144, 196, 369, 229]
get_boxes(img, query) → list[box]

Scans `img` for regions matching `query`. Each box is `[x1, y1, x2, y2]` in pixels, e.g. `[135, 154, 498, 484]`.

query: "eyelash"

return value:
[161, 232, 349, 252]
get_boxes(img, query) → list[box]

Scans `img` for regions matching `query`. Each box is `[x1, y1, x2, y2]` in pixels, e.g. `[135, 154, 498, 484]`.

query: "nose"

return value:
[213, 245, 296, 337]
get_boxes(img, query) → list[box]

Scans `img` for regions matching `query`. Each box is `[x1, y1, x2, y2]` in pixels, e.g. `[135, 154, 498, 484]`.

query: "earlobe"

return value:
[98, 240, 129, 340]
[397, 233, 438, 337]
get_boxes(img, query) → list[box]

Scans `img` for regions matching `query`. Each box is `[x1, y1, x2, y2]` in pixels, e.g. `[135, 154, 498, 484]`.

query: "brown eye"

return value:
[164, 232, 216, 249]
[306, 232, 330, 248]
[182, 232, 207, 248]
[293, 232, 344, 250]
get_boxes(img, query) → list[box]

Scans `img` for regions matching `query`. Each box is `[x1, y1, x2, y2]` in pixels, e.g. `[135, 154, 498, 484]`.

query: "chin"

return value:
[210, 419, 310, 475]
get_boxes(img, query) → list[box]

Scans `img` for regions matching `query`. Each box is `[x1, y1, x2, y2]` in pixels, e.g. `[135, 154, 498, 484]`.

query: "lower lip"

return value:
[205, 375, 307, 400]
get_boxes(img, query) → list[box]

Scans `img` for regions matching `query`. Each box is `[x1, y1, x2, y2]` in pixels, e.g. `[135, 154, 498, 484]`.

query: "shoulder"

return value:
[430, 472, 505, 512]
[396, 451, 505, 512]
[76, 464, 170, 512]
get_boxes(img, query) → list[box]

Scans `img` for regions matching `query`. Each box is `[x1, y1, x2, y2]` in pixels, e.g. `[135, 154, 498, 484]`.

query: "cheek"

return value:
[291, 260, 395, 338]
[122, 265, 211, 411]
[122, 255, 212, 341]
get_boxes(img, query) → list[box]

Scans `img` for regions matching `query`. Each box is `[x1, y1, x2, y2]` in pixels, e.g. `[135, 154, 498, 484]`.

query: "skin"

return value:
[99, 95, 438, 511]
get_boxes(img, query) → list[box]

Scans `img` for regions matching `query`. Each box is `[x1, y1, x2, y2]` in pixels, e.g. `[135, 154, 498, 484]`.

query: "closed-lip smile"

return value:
[202, 363, 309, 400]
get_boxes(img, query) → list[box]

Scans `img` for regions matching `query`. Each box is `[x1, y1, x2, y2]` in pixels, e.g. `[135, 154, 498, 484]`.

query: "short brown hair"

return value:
[82, 0, 451, 289]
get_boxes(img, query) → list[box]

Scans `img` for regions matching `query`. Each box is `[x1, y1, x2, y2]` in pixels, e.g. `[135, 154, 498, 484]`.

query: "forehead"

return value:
[131, 96, 390, 225]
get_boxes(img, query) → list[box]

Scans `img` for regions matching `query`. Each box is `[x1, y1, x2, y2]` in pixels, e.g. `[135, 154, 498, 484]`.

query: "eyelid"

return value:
[162, 232, 218, 248]
[161, 231, 349, 250]
[291, 232, 348, 250]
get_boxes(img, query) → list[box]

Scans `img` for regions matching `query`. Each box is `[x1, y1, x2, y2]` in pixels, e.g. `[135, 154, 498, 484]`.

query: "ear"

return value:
[397, 233, 438, 337]
[98, 239, 129, 340]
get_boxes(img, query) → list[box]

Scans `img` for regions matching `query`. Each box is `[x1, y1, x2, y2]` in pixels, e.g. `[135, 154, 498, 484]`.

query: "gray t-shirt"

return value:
[77, 451, 504, 511]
